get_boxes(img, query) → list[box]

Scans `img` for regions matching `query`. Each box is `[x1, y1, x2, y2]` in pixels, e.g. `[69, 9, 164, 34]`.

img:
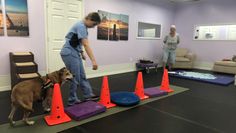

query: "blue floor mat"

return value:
[169, 70, 234, 85]
[111, 92, 140, 106]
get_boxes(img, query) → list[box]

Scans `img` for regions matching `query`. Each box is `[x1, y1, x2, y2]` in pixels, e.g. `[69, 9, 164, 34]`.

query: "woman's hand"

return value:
[81, 52, 86, 60]
[92, 61, 98, 70]
[82, 39, 98, 70]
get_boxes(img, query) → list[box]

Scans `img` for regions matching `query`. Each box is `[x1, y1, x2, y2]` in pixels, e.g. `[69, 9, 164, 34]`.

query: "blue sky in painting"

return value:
[5, 0, 28, 13]
[110, 13, 120, 20]
[120, 14, 129, 23]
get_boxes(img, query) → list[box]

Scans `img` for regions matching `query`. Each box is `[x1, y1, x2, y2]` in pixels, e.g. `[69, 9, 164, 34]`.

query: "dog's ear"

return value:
[59, 67, 66, 77]
[47, 72, 60, 83]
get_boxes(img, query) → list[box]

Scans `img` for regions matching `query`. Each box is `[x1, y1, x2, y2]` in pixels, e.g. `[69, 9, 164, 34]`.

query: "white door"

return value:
[46, 0, 83, 72]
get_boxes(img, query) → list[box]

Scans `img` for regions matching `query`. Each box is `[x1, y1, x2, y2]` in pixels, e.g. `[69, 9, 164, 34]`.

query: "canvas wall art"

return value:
[5, 0, 29, 36]
[119, 14, 129, 40]
[97, 10, 109, 40]
[0, 1, 4, 36]
[108, 13, 120, 41]
[97, 10, 129, 41]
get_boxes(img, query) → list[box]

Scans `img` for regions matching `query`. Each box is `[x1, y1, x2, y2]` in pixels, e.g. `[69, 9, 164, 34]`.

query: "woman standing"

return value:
[60, 12, 101, 106]
[162, 25, 180, 71]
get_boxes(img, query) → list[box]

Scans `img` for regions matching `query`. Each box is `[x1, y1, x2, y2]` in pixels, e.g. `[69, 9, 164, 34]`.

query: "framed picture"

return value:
[120, 14, 129, 40]
[109, 13, 120, 41]
[5, 0, 29, 36]
[97, 10, 129, 41]
[97, 10, 110, 40]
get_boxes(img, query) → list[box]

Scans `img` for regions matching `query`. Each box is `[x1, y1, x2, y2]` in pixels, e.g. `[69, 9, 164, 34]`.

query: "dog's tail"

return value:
[17, 100, 34, 112]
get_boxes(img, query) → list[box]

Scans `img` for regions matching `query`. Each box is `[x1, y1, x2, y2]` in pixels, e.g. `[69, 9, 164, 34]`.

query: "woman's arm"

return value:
[163, 35, 168, 44]
[81, 39, 98, 70]
[177, 35, 180, 44]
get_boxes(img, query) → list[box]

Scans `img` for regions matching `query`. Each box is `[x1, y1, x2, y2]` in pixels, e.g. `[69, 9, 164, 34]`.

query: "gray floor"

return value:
[0, 85, 188, 133]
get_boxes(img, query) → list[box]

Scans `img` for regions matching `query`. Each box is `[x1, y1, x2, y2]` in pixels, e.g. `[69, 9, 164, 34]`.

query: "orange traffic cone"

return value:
[44, 83, 71, 126]
[134, 72, 149, 100]
[98, 76, 116, 108]
[160, 69, 174, 93]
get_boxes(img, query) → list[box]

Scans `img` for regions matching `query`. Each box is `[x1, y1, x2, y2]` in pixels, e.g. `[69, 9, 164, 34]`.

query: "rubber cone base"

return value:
[165, 88, 174, 93]
[98, 102, 116, 109]
[160, 87, 174, 93]
[44, 113, 71, 126]
[139, 95, 149, 100]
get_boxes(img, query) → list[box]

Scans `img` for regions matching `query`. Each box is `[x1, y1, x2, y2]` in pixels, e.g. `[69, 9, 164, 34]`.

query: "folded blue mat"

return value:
[169, 70, 234, 85]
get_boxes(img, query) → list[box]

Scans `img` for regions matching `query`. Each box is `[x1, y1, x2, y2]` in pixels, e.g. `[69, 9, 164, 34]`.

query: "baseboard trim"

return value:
[0, 63, 139, 92]
[0, 71, 47, 92]
[0, 61, 214, 92]
[85, 63, 137, 78]
[0, 86, 11, 92]
[0, 75, 10, 92]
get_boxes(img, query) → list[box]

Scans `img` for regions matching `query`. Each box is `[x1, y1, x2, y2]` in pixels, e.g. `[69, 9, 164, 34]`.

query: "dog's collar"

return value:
[42, 79, 53, 90]
[41, 74, 54, 91]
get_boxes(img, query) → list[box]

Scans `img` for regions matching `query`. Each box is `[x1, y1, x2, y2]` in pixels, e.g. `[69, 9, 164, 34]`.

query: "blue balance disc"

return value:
[111, 92, 140, 107]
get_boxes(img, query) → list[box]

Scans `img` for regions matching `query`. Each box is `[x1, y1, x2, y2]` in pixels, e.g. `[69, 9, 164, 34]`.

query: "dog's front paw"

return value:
[25, 120, 35, 126]
[9, 121, 16, 126]
[44, 107, 51, 112]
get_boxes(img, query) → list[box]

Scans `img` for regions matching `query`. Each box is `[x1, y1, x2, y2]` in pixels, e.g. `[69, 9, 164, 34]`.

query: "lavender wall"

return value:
[174, 0, 236, 64]
[84, 0, 175, 66]
[1, 0, 234, 76]
[0, 0, 175, 75]
[0, 0, 46, 75]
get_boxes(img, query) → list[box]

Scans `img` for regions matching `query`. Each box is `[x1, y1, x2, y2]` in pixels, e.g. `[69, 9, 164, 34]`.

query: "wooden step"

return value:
[13, 62, 38, 74]
[9, 51, 39, 89]
[9, 52, 34, 62]
[12, 52, 32, 56]
[17, 73, 40, 79]
[15, 62, 35, 67]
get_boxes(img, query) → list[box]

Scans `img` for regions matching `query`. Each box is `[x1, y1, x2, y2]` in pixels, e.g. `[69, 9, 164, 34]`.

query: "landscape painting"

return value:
[108, 12, 120, 41]
[5, 0, 29, 36]
[119, 14, 129, 40]
[0, 1, 4, 35]
[97, 10, 129, 41]
[97, 10, 109, 40]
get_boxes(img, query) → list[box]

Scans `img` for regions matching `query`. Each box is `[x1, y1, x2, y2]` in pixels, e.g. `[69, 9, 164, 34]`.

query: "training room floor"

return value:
[0, 68, 236, 133]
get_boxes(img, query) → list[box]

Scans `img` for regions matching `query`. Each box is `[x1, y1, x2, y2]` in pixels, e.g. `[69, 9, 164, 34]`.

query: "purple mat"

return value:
[65, 101, 106, 121]
[144, 87, 168, 98]
[169, 70, 234, 86]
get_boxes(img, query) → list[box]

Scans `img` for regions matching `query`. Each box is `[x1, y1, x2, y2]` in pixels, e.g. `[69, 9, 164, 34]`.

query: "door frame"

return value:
[44, 0, 85, 73]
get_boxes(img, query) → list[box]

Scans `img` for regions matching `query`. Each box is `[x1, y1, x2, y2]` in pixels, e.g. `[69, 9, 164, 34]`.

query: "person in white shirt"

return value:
[162, 25, 180, 71]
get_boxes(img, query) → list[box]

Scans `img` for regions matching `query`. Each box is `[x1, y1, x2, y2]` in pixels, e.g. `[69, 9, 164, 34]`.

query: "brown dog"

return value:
[8, 67, 73, 126]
